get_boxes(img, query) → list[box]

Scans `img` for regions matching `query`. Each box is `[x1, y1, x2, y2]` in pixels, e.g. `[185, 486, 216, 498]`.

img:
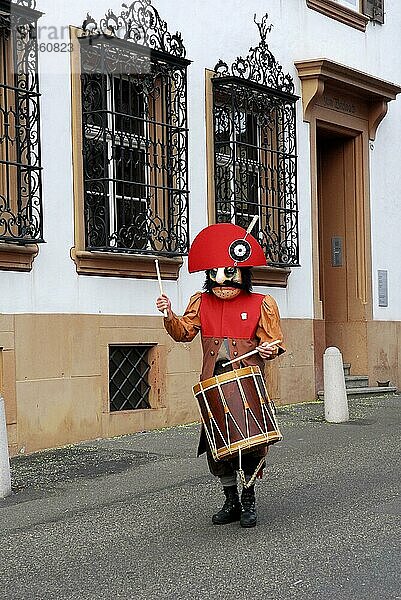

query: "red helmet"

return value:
[188, 223, 267, 273]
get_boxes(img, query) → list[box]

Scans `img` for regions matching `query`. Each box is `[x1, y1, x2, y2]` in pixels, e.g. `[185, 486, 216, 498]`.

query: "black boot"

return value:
[240, 485, 257, 528]
[212, 485, 242, 525]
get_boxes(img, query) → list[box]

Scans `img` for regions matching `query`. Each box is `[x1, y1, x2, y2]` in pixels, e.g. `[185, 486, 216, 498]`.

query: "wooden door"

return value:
[317, 130, 368, 372]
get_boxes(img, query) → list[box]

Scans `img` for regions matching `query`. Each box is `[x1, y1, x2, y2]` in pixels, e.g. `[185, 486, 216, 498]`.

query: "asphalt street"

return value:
[0, 395, 400, 600]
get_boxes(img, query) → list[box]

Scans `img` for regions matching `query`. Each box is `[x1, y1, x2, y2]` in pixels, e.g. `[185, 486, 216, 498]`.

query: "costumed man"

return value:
[156, 223, 285, 528]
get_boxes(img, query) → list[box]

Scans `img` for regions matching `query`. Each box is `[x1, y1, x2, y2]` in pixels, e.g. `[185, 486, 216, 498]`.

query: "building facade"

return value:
[1, 0, 400, 456]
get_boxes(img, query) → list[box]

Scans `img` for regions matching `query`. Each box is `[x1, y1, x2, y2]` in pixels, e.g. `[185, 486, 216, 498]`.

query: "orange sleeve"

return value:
[256, 295, 286, 358]
[163, 292, 202, 342]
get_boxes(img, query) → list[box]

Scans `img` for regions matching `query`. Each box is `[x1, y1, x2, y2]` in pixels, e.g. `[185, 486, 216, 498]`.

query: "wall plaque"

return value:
[331, 237, 343, 267]
[378, 269, 388, 307]
[322, 94, 357, 115]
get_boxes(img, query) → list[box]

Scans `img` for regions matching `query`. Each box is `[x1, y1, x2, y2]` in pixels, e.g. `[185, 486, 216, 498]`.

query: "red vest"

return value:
[199, 291, 264, 339]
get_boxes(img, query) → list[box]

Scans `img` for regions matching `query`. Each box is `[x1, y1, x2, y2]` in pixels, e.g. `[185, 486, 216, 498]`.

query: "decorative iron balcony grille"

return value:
[13, 1, 37, 8]
[0, 1, 43, 244]
[80, 2, 190, 256]
[109, 345, 153, 411]
[212, 15, 299, 267]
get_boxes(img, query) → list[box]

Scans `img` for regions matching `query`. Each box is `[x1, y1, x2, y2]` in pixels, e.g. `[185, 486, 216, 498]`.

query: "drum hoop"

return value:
[214, 431, 283, 460]
[193, 365, 261, 395]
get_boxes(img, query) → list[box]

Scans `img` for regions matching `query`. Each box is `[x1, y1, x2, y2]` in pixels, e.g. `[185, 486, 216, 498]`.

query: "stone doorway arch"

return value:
[296, 58, 401, 391]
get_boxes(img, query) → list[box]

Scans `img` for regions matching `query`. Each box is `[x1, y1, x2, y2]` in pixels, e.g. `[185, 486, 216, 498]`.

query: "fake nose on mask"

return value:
[215, 268, 227, 285]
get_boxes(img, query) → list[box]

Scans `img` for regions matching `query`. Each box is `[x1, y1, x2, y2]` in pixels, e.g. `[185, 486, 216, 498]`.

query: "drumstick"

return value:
[155, 259, 168, 317]
[221, 339, 282, 367]
[245, 215, 259, 237]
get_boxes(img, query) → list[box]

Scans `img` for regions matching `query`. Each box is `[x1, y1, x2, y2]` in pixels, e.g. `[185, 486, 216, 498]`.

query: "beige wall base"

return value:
[367, 321, 401, 387]
[313, 319, 401, 391]
[1, 313, 399, 456]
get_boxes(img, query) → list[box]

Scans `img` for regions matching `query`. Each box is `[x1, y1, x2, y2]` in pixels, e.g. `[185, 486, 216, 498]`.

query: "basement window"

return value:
[109, 345, 153, 411]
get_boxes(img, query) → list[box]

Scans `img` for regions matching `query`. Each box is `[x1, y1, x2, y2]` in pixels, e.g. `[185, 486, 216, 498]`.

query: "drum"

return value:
[192, 365, 282, 461]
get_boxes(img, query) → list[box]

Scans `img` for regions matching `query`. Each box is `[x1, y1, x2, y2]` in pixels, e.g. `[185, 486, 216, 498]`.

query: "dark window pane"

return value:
[113, 146, 146, 198]
[109, 346, 152, 412]
[113, 76, 144, 137]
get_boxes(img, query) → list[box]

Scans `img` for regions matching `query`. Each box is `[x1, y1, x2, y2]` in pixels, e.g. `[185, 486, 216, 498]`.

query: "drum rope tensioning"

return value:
[193, 366, 283, 487]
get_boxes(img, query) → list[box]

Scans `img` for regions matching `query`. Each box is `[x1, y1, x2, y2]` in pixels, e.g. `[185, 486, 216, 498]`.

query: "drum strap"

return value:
[238, 447, 266, 489]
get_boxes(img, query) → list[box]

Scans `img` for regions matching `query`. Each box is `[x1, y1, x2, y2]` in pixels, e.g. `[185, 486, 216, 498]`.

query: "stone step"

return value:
[318, 386, 398, 400]
[345, 375, 369, 389]
[343, 363, 351, 376]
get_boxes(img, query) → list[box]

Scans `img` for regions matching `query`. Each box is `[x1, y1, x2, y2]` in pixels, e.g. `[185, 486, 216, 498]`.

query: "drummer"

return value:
[156, 222, 285, 528]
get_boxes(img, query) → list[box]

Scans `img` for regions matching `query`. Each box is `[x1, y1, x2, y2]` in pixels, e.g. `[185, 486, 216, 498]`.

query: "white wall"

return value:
[1, 0, 401, 321]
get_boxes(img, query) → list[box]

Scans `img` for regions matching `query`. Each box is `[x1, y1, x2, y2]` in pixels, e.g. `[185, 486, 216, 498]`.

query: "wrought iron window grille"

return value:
[0, 0, 43, 244]
[80, 1, 190, 257]
[109, 345, 153, 411]
[212, 15, 299, 268]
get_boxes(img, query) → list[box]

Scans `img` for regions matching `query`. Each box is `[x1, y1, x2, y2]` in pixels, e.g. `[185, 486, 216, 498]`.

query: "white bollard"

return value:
[0, 396, 11, 499]
[323, 347, 349, 423]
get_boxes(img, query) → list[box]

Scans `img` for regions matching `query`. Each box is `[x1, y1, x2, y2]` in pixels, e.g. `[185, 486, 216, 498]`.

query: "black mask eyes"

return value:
[224, 267, 236, 278]
[208, 268, 237, 280]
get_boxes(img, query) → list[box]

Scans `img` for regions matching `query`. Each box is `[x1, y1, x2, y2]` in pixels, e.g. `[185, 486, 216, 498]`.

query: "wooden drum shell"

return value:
[193, 366, 282, 461]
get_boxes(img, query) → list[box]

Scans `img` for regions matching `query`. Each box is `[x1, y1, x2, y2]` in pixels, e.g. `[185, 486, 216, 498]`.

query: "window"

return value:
[109, 345, 153, 411]
[82, 72, 148, 251]
[0, 1, 43, 270]
[214, 104, 259, 225]
[210, 16, 299, 270]
[362, 0, 384, 22]
[71, 2, 190, 278]
[306, 0, 384, 30]
[335, 0, 360, 10]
